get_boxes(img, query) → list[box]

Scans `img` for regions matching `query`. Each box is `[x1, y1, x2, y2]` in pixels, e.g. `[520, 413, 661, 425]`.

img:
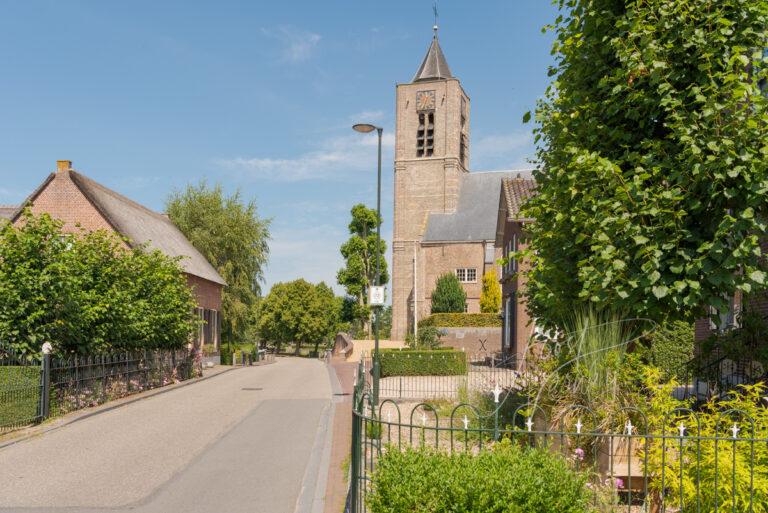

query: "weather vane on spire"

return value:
[433, 1, 439, 35]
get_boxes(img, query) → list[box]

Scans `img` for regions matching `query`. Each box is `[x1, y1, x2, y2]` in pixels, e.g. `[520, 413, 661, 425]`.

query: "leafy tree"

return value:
[337, 204, 389, 335]
[521, 0, 768, 328]
[431, 273, 467, 314]
[479, 269, 501, 314]
[166, 182, 271, 345]
[0, 212, 197, 355]
[256, 279, 340, 354]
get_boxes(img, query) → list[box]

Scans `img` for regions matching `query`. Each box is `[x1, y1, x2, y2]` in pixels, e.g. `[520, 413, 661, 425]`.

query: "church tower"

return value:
[391, 27, 471, 341]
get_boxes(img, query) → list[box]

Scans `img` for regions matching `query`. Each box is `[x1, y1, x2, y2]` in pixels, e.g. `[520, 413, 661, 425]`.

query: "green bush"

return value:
[419, 313, 502, 328]
[407, 325, 443, 349]
[368, 440, 592, 513]
[648, 321, 694, 380]
[0, 366, 40, 428]
[0, 212, 198, 355]
[379, 349, 467, 377]
[430, 273, 467, 313]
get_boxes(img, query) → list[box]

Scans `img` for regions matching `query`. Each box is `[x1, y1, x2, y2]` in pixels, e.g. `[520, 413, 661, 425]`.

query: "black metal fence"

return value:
[0, 348, 200, 434]
[361, 352, 520, 401]
[348, 364, 768, 513]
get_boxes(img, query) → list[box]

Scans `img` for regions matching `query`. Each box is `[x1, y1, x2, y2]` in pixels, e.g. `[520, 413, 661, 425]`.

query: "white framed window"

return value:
[456, 268, 477, 283]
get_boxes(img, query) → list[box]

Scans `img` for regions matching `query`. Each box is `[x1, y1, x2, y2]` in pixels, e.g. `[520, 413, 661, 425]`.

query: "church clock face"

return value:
[416, 90, 436, 111]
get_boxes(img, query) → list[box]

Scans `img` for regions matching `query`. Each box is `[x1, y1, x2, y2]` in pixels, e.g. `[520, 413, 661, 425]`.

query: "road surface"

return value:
[0, 358, 333, 513]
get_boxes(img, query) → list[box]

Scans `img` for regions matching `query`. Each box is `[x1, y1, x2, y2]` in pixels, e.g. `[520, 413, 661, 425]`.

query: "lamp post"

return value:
[352, 122, 383, 405]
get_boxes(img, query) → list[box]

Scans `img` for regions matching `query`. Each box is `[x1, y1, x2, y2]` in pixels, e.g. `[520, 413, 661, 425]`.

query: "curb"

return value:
[0, 366, 242, 451]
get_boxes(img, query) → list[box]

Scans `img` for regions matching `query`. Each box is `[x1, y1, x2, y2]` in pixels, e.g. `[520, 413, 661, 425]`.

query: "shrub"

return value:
[368, 440, 592, 513]
[0, 212, 198, 355]
[645, 377, 768, 512]
[407, 325, 443, 349]
[419, 313, 502, 328]
[647, 321, 694, 380]
[379, 349, 467, 377]
[479, 269, 501, 313]
[430, 273, 466, 313]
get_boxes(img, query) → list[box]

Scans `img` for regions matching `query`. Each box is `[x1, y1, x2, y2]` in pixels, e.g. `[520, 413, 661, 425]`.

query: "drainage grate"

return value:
[241, 387, 263, 391]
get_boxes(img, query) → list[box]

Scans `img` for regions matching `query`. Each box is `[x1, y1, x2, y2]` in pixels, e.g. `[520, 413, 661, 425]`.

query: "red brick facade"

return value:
[14, 162, 223, 348]
[498, 218, 535, 369]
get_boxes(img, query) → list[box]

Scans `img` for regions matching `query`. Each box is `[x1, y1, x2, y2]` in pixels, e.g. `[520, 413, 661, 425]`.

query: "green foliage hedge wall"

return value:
[368, 440, 592, 513]
[0, 213, 198, 355]
[379, 349, 467, 377]
[419, 313, 501, 328]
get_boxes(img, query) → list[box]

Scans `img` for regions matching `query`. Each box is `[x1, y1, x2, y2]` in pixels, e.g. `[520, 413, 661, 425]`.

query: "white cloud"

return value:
[471, 131, 537, 170]
[261, 26, 321, 63]
[215, 131, 395, 183]
[265, 225, 347, 294]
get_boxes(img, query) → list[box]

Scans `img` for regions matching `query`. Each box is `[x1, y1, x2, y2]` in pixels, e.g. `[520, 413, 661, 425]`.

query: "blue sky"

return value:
[0, 1, 558, 294]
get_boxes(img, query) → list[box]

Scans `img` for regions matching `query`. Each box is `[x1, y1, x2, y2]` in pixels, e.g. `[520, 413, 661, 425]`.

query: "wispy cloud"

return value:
[261, 25, 321, 63]
[472, 130, 537, 170]
[215, 131, 395, 183]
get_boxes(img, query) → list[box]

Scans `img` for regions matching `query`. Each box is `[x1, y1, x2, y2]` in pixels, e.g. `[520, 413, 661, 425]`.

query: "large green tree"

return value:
[256, 279, 340, 354]
[431, 273, 467, 314]
[0, 213, 197, 355]
[166, 182, 271, 344]
[521, 0, 768, 328]
[337, 204, 389, 335]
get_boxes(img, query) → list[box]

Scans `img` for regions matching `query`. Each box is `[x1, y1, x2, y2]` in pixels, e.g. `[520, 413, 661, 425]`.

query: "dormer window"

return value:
[417, 111, 435, 157]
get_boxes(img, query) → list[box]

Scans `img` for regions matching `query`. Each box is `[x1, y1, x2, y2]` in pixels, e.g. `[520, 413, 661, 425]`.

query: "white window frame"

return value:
[455, 268, 477, 283]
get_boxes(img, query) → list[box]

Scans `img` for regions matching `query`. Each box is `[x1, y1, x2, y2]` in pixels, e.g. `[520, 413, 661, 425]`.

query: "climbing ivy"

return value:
[521, 0, 768, 327]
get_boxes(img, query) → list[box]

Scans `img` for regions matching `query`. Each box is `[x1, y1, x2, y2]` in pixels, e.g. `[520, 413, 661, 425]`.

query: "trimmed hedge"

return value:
[648, 321, 694, 380]
[380, 349, 467, 377]
[419, 313, 502, 328]
[368, 440, 592, 513]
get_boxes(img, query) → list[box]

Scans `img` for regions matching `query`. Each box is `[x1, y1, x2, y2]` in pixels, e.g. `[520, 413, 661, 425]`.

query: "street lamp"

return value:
[352, 122, 383, 405]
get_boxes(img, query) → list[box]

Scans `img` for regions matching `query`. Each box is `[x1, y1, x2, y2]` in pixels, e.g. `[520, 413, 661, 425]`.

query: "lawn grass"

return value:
[0, 366, 41, 429]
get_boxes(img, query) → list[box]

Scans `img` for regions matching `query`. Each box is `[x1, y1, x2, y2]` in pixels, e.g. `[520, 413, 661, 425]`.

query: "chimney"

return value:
[56, 160, 72, 173]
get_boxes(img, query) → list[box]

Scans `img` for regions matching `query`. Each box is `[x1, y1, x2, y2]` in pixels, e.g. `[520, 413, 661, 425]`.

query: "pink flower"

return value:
[574, 448, 585, 461]
[615, 478, 624, 489]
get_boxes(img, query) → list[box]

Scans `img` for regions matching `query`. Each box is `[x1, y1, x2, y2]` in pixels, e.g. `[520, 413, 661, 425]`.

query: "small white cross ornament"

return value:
[526, 417, 534, 432]
[625, 420, 634, 435]
[462, 415, 470, 430]
[677, 423, 686, 437]
[386, 411, 392, 423]
[575, 419, 583, 434]
[421, 412, 427, 427]
[731, 423, 740, 439]
[492, 384, 502, 404]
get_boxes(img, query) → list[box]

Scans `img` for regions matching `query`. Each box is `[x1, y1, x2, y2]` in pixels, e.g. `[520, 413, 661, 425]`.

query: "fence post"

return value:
[39, 344, 52, 420]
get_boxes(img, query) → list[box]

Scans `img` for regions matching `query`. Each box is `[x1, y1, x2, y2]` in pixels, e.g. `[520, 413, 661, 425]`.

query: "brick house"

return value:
[494, 176, 537, 368]
[9, 160, 226, 350]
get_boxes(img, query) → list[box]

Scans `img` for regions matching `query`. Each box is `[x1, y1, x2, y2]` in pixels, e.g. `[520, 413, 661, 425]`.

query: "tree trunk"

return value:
[294, 341, 301, 356]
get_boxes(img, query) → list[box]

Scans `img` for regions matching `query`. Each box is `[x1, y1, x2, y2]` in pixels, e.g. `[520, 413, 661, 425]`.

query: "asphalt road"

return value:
[0, 358, 333, 513]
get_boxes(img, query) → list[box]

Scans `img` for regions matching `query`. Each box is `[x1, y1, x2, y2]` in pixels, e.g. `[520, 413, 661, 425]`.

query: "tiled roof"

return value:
[423, 170, 534, 242]
[68, 171, 226, 286]
[413, 35, 453, 82]
[501, 176, 537, 221]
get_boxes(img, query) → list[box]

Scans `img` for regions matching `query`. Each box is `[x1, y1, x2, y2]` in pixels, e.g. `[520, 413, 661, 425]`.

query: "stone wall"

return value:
[438, 327, 502, 354]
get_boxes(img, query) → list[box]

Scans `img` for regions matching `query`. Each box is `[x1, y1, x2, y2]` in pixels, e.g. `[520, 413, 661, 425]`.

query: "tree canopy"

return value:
[480, 269, 502, 314]
[0, 213, 197, 355]
[431, 273, 467, 314]
[337, 204, 389, 333]
[257, 279, 340, 354]
[521, 0, 768, 327]
[166, 182, 271, 343]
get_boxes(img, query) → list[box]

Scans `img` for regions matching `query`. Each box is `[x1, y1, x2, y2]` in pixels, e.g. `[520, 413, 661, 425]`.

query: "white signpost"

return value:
[369, 286, 386, 306]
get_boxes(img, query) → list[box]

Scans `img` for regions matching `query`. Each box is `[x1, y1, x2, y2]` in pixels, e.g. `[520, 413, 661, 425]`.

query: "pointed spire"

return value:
[412, 28, 453, 83]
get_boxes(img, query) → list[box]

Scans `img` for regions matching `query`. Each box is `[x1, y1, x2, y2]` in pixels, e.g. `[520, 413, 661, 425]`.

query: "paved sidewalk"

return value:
[324, 358, 358, 513]
[0, 357, 332, 513]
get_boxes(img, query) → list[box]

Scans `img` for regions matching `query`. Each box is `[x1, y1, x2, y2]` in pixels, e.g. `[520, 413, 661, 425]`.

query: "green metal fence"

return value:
[0, 350, 43, 433]
[348, 360, 768, 513]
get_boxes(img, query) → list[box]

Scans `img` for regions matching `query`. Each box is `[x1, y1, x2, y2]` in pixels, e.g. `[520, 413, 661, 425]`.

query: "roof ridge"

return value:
[70, 171, 170, 222]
